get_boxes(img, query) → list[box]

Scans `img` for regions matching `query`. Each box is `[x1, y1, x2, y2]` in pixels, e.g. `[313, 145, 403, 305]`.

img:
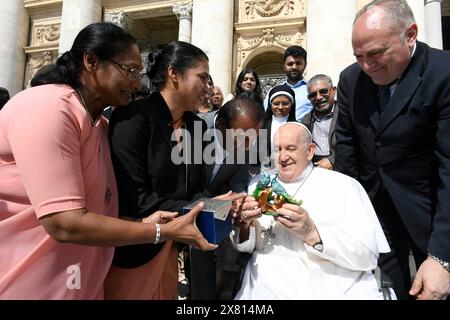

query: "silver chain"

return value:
[290, 166, 314, 200]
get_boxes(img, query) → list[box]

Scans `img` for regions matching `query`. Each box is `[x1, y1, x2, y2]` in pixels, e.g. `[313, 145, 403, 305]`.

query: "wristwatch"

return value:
[429, 254, 450, 273]
[313, 241, 324, 252]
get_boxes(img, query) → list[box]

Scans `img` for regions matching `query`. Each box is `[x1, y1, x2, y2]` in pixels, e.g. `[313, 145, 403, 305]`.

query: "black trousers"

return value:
[374, 190, 426, 300]
[190, 245, 247, 300]
[190, 248, 217, 300]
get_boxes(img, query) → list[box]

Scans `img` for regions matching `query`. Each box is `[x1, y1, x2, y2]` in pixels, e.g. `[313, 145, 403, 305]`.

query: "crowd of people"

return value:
[0, 0, 449, 300]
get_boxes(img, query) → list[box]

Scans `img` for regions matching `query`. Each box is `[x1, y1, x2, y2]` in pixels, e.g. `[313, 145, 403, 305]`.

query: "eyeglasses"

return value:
[307, 88, 330, 100]
[107, 59, 142, 81]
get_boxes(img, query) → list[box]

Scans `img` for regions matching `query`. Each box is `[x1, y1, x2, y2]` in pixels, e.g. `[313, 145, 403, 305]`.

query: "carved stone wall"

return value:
[23, 17, 60, 87]
[104, 10, 135, 31]
[234, 0, 306, 83]
[14, 0, 449, 92]
[32, 23, 60, 46]
[236, 27, 305, 71]
[24, 50, 56, 87]
[239, 0, 305, 22]
[103, 4, 178, 50]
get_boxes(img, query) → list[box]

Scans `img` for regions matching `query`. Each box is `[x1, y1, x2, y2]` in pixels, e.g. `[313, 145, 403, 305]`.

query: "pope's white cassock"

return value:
[231, 163, 391, 300]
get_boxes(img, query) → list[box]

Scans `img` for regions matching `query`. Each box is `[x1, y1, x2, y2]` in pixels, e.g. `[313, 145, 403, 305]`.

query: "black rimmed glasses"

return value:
[307, 88, 330, 100]
[107, 59, 143, 81]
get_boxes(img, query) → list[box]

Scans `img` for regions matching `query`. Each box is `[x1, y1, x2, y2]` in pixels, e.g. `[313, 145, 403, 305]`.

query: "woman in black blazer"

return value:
[106, 41, 214, 300]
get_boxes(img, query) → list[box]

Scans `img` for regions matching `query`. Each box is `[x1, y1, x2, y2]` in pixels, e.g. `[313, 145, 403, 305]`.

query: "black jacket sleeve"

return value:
[334, 64, 361, 180]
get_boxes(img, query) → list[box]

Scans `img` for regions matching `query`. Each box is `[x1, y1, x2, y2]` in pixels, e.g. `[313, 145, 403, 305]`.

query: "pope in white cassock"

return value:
[231, 122, 391, 299]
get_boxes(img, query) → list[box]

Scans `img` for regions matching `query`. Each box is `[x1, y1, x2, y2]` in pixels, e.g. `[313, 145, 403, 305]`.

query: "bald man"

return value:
[335, 0, 450, 300]
[231, 123, 390, 299]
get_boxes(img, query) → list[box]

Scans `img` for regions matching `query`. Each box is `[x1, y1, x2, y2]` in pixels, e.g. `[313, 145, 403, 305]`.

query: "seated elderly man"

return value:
[231, 122, 391, 299]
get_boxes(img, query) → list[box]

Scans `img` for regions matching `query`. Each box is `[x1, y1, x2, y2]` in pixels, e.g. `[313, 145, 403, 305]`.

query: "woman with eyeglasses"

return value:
[0, 23, 214, 300]
[261, 84, 297, 166]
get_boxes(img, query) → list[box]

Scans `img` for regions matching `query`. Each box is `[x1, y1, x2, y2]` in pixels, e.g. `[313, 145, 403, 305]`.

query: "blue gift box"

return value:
[182, 198, 232, 244]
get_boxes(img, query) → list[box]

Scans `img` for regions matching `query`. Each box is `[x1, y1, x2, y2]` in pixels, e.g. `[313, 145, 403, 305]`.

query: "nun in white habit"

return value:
[261, 84, 297, 166]
[231, 122, 391, 300]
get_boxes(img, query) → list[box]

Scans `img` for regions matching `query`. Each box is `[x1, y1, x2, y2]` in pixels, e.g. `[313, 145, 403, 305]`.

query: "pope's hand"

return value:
[232, 195, 261, 228]
[275, 203, 320, 245]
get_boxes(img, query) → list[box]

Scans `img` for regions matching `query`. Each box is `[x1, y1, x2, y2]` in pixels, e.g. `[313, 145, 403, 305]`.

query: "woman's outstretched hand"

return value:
[161, 202, 217, 251]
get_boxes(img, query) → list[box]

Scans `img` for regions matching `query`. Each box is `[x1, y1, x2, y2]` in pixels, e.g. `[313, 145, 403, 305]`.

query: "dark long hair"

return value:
[0, 87, 9, 109]
[34, 23, 136, 89]
[147, 41, 208, 90]
[235, 68, 263, 96]
[235, 68, 263, 107]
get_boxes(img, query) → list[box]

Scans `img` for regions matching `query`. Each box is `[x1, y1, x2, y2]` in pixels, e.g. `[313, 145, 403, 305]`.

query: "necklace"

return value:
[290, 165, 315, 199]
[76, 88, 96, 127]
[261, 166, 314, 247]
[76, 88, 112, 202]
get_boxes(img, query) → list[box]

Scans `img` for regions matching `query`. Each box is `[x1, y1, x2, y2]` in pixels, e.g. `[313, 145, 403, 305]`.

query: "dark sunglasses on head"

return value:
[307, 88, 330, 99]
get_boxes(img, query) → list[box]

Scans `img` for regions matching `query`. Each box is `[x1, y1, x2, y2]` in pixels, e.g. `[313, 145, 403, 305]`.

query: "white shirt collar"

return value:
[278, 162, 314, 185]
[411, 42, 417, 58]
[212, 114, 229, 163]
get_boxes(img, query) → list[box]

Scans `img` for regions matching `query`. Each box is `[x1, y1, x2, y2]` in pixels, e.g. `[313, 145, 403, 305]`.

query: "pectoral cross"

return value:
[261, 224, 276, 246]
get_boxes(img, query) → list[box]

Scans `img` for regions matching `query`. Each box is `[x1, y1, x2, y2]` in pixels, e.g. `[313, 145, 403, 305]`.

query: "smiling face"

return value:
[352, 7, 417, 85]
[270, 95, 292, 118]
[96, 43, 143, 107]
[239, 72, 257, 92]
[177, 58, 210, 112]
[307, 80, 336, 114]
[273, 124, 315, 182]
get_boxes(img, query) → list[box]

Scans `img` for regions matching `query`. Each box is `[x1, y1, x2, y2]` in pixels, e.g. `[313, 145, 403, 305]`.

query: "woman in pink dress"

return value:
[0, 22, 215, 300]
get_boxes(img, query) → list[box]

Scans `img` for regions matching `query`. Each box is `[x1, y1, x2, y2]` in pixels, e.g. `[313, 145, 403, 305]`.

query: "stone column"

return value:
[104, 11, 134, 31]
[58, 0, 103, 54]
[406, 0, 426, 42]
[191, 0, 234, 96]
[425, 0, 443, 49]
[307, 0, 357, 85]
[173, 1, 193, 43]
[0, 1, 29, 95]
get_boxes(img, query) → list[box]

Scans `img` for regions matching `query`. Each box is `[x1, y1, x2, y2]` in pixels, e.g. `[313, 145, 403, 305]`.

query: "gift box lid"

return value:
[182, 198, 232, 221]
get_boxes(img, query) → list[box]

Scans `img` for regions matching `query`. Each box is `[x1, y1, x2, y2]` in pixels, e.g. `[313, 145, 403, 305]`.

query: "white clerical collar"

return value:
[272, 114, 290, 123]
[279, 162, 314, 184]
